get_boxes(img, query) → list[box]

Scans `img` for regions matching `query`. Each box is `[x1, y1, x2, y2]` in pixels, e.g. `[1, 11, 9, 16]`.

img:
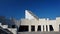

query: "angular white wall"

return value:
[25, 10, 37, 20]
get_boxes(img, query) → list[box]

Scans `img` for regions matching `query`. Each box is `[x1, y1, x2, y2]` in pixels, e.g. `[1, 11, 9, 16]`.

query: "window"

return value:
[49, 25, 54, 31]
[31, 25, 35, 31]
[46, 25, 48, 31]
[37, 25, 41, 31]
[43, 25, 44, 31]
[18, 25, 28, 32]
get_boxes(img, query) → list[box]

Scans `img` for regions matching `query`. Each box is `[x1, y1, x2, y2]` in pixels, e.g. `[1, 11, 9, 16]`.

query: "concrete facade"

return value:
[19, 10, 60, 32]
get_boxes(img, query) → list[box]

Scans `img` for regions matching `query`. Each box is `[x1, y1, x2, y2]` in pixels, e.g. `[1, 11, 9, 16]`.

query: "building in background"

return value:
[0, 10, 60, 34]
[18, 10, 60, 32]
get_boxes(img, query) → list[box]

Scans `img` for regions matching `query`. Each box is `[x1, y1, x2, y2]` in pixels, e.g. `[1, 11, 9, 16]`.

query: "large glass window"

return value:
[18, 25, 28, 32]
[37, 25, 41, 31]
[31, 25, 35, 31]
[49, 25, 54, 31]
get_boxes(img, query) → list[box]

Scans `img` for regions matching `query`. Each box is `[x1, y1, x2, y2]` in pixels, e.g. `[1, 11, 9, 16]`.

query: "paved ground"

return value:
[18, 31, 60, 34]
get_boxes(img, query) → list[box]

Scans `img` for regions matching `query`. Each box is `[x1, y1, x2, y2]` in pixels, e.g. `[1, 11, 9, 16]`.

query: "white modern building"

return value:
[18, 10, 60, 32]
[0, 10, 60, 34]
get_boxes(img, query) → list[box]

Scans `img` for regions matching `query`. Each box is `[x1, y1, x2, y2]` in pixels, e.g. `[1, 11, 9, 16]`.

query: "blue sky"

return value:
[0, 0, 60, 19]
